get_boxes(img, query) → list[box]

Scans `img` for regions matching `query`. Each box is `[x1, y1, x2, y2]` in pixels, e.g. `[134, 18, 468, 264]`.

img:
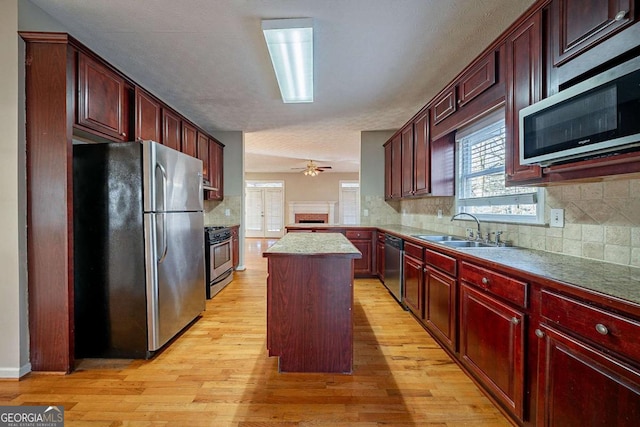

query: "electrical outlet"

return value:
[550, 208, 564, 228]
[363, 209, 369, 217]
[224, 208, 231, 216]
[437, 209, 443, 219]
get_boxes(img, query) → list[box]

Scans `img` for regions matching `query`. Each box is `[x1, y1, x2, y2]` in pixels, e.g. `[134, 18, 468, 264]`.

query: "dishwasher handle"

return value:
[385, 234, 403, 249]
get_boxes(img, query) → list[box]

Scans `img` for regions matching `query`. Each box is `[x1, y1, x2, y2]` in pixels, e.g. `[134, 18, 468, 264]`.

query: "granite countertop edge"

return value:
[264, 232, 362, 258]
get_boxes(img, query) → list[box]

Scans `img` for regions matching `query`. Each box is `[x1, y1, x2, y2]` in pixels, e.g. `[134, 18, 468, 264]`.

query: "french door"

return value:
[245, 181, 284, 238]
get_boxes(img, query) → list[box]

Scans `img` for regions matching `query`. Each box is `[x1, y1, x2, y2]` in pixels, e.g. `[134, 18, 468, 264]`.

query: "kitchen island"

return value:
[263, 232, 362, 373]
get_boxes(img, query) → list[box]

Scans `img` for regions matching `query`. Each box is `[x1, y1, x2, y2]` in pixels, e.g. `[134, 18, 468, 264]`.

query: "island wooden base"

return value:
[266, 255, 355, 373]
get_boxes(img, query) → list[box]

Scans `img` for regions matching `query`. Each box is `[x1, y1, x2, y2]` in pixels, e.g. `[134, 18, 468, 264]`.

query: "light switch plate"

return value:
[550, 208, 564, 228]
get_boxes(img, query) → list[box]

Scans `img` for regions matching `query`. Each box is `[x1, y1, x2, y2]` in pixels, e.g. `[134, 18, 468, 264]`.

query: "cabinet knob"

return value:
[535, 329, 544, 339]
[615, 10, 627, 21]
[481, 277, 489, 285]
[595, 323, 609, 335]
[511, 317, 520, 325]
[423, 268, 427, 273]
[121, 132, 127, 137]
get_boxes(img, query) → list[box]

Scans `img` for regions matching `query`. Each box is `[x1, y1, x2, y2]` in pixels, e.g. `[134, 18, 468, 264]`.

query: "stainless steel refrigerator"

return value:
[73, 140, 205, 358]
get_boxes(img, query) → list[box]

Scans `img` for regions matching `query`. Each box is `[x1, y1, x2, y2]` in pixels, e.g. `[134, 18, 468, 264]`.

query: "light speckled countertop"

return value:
[264, 232, 362, 257]
[377, 224, 640, 307]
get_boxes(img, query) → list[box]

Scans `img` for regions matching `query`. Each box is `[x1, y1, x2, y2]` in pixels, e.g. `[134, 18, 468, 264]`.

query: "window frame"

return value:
[454, 110, 545, 225]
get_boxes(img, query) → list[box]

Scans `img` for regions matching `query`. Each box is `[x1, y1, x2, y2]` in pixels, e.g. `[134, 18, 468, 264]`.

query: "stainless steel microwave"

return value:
[519, 56, 640, 167]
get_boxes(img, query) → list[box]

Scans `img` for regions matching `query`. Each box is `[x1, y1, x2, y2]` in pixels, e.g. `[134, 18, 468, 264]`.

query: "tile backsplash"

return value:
[365, 177, 640, 267]
[204, 195, 242, 226]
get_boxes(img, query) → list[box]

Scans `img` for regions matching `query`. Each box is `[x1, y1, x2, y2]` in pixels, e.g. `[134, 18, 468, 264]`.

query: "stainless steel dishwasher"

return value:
[383, 234, 404, 304]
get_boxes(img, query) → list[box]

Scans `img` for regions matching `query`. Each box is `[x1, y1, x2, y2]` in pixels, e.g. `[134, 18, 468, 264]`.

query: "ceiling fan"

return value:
[292, 160, 332, 176]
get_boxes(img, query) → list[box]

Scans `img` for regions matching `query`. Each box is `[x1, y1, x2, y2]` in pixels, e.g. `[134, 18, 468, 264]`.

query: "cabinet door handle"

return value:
[615, 10, 627, 21]
[511, 317, 520, 325]
[595, 323, 609, 335]
[481, 277, 489, 285]
[535, 329, 544, 338]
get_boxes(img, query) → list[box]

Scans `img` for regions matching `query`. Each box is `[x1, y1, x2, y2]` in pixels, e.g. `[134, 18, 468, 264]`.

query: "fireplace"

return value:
[289, 201, 337, 224]
[295, 213, 329, 223]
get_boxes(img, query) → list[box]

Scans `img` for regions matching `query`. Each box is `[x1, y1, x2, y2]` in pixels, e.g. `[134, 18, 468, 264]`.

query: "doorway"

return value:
[245, 181, 285, 238]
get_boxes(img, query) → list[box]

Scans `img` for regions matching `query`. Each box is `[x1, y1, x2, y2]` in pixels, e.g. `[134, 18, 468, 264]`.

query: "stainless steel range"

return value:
[205, 226, 234, 299]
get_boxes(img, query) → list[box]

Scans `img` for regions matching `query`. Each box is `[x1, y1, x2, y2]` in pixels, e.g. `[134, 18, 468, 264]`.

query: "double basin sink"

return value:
[412, 234, 501, 248]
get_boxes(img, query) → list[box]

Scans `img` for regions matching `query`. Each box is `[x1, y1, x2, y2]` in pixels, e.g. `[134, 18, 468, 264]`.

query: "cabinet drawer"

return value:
[460, 262, 528, 308]
[425, 249, 456, 276]
[404, 241, 424, 261]
[541, 289, 640, 362]
[346, 230, 372, 240]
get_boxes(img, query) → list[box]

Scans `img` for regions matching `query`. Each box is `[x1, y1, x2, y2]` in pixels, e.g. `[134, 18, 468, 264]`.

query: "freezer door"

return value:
[142, 140, 204, 213]
[145, 211, 206, 351]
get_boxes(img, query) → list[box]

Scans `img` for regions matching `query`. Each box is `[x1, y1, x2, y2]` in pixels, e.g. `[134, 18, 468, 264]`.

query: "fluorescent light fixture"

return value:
[262, 18, 313, 103]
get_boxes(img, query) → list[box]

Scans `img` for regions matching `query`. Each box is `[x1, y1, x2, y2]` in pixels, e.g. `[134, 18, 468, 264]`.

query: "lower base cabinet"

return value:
[535, 324, 640, 426]
[425, 267, 455, 351]
[396, 240, 640, 426]
[459, 282, 526, 420]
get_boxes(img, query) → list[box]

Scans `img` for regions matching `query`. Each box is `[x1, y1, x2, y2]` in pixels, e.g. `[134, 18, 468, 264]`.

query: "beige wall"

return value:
[0, 0, 26, 378]
[246, 172, 359, 224]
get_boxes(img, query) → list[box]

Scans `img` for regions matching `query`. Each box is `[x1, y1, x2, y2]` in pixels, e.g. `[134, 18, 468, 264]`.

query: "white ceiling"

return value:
[29, 0, 536, 173]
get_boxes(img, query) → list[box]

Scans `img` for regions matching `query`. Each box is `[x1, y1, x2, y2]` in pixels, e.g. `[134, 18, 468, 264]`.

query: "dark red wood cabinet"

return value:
[535, 325, 640, 426]
[76, 52, 131, 141]
[459, 282, 527, 420]
[162, 108, 181, 152]
[403, 242, 424, 319]
[401, 125, 414, 197]
[505, 10, 544, 185]
[390, 134, 402, 199]
[206, 140, 224, 201]
[231, 225, 239, 269]
[346, 229, 375, 277]
[430, 44, 505, 141]
[134, 87, 161, 143]
[551, 0, 636, 67]
[197, 132, 210, 182]
[181, 122, 197, 158]
[384, 142, 393, 200]
[412, 111, 430, 196]
[375, 232, 385, 280]
[424, 249, 456, 352]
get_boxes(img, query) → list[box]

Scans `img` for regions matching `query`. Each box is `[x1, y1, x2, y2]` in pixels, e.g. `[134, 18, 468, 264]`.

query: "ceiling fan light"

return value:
[262, 18, 314, 103]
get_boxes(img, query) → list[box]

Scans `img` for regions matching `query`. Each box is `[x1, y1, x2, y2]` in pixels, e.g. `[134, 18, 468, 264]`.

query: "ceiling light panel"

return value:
[262, 18, 313, 103]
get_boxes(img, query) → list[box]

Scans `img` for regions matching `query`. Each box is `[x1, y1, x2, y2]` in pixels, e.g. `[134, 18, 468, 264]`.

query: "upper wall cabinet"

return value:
[135, 87, 161, 143]
[197, 132, 210, 183]
[76, 52, 131, 142]
[551, 0, 636, 67]
[431, 45, 505, 141]
[401, 125, 414, 197]
[162, 108, 181, 152]
[505, 10, 544, 185]
[207, 140, 224, 201]
[412, 111, 430, 196]
[181, 122, 198, 158]
[384, 134, 402, 200]
[547, 0, 640, 95]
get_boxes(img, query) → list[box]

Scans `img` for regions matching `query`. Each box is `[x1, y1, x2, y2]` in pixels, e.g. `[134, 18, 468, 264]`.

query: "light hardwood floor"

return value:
[1, 238, 511, 426]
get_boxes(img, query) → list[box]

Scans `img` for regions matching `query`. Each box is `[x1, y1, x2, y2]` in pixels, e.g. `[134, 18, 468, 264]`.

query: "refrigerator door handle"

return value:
[158, 213, 168, 264]
[156, 162, 168, 212]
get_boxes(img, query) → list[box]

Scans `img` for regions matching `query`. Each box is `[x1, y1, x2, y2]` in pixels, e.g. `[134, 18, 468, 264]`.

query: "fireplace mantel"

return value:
[289, 201, 337, 224]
